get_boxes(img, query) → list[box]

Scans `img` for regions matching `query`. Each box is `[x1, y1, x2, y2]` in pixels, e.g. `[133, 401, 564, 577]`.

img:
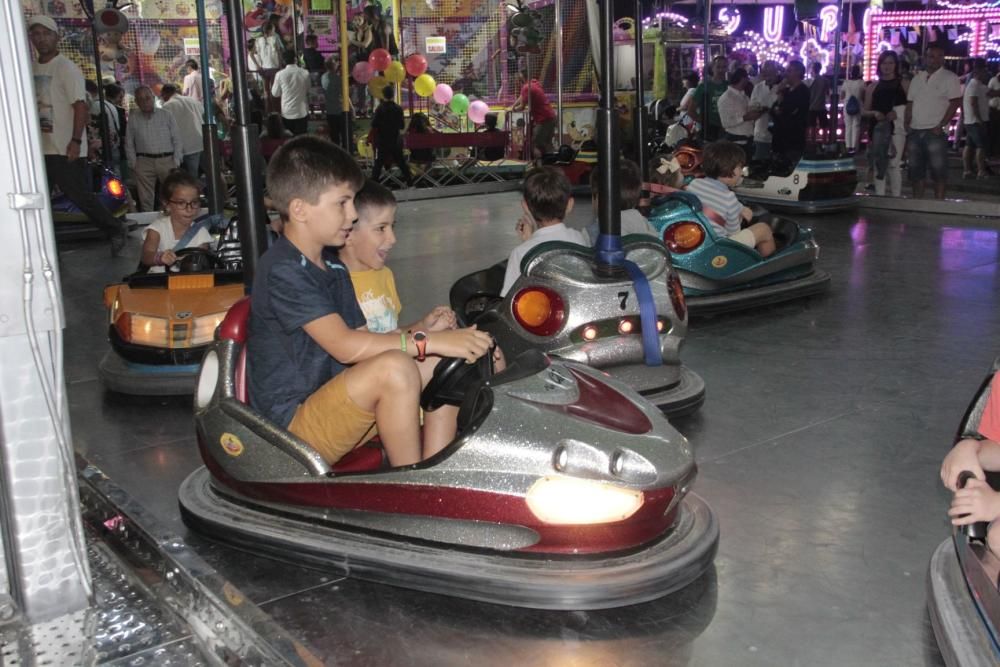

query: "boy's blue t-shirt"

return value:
[247, 236, 366, 428]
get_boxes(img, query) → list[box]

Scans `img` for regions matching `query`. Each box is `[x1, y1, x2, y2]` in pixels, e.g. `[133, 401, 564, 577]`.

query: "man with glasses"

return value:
[125, 85, 183, 211]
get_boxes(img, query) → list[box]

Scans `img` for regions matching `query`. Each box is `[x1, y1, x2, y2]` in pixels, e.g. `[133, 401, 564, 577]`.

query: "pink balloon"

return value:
[368, 48, 392, 72]
[433, 83, 453, 105]
[352, 61, 373, 84]
[468, 100, 490, 125]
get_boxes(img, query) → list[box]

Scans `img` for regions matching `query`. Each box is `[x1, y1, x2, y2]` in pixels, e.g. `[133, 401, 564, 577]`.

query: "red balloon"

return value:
[368, 48, 392, 72]
[404, 53, 428, 78]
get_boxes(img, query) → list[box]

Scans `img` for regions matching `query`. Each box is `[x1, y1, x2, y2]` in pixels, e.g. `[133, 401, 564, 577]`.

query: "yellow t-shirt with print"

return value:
[350, 267, 401, 333]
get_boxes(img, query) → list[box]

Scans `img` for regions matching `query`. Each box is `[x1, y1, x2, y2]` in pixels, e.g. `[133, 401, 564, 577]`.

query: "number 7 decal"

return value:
[618, 291, 629, 310]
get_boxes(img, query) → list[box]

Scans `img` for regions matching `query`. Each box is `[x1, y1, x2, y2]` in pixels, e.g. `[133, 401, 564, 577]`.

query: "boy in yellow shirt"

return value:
[340, 180, 462, 445]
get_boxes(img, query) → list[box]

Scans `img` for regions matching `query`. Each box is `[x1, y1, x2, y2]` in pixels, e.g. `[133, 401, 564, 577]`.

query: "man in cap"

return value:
[28, 15, 128, 254]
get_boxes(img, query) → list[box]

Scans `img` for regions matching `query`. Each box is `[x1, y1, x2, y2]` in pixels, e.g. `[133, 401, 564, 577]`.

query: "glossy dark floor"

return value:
[61, 195, 1000, 666]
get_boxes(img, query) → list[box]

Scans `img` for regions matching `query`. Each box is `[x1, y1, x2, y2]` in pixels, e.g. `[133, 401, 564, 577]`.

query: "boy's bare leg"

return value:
[416, 358, 458, 458]
[343, 350, 422, 466]
[749, 222, 776, 257]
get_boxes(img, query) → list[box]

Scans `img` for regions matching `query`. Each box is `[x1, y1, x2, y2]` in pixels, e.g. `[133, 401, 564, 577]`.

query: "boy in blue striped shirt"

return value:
[685, 141, 775, 257]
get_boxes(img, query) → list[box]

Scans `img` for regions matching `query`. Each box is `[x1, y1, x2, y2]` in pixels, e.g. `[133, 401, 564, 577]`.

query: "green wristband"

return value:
[399, 332, 407, 353]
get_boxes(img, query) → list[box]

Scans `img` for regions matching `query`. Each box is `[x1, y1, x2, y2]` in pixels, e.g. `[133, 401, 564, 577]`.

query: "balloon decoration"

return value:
[468, 100, 489, 124]
[368, 48, 392, 72]
[405, 53, 428, 78]
[450, 93, 470, 115]
[385, 61, 406, 83]
[413, 73, 436, 97]
[432, 83, 453, 105]
[368, 74, 389, 99]
[352, 61, 374, 84]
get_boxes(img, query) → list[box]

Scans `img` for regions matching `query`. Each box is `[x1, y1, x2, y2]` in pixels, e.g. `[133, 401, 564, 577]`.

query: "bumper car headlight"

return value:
[525, 476, 644, 525]
[117, 313, 169, 346]
[191, 312, 228, 346]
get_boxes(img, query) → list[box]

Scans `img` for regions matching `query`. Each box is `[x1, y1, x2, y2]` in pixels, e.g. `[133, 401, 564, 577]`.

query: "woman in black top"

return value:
[863, 51, 909, 196]
[771, 60, 810, 165]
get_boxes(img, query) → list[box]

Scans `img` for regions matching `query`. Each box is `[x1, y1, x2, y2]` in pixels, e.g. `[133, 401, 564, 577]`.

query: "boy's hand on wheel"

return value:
[949, 478, 1000, 525]
[422, 306, 457, 332]
[941, 439, 985, 491]
[426, 326, 493, 364]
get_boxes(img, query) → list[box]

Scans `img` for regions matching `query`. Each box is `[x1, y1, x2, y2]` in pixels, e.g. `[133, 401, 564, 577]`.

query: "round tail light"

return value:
[663, 222, 705, 254]
[106, 178, 125, 198]
[512, 287, 565, 336]
[668, 272, 687, 321]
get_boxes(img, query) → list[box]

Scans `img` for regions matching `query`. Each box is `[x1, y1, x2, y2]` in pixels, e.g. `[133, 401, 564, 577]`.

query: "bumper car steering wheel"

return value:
[175, 247, 221, 273]
[420, 347, 495, 411]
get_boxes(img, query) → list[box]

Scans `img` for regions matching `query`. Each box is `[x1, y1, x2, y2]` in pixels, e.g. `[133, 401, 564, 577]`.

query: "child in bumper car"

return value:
[941, 372, 1000, 553]
[501, 166, 586, 296]
[140, 170, 214, 273]
[339, 179, 471, 448]
[684, 141, 776, 258]
[585, 159, 658, 245]
[247, 136, 492, 467]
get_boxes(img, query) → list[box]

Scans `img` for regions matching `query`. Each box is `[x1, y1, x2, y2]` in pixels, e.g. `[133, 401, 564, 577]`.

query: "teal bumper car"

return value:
[647, 191, 830, 315]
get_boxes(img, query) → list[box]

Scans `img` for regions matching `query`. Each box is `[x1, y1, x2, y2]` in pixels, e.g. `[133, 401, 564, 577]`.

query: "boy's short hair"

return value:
[701, 141, 746, 179]
[588, 159, 642, 210]
[522, 166, 571, 222]
[266, 136, 365, 218]
[354, 179, 397, 218]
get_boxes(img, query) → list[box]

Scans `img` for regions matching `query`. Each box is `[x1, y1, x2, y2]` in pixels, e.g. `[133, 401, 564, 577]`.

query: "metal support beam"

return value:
[225, 0, 269, 288]
[196, 0, 224, 214]
[633, 0, 647, 179]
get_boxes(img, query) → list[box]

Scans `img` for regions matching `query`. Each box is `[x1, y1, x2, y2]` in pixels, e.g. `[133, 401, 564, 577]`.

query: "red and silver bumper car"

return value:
[179, 298, 719, 610]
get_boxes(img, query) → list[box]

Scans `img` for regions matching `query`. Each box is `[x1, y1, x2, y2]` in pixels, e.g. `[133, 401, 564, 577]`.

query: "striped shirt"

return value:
[685, 177, 743, 237]
[125, 107, 183, 166]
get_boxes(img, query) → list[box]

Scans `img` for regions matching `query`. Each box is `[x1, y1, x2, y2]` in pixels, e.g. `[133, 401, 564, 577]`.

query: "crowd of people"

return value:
[668, 47, 1000, 200]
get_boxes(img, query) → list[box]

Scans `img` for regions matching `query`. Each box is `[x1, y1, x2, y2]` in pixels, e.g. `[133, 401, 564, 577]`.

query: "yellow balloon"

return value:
[413, 73, 436, 98]
[385, 61, 406, 84]
[368, 75, 389, 99]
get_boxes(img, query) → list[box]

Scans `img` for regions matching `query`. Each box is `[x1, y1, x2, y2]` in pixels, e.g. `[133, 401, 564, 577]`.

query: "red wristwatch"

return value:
[412, 331, 428, 362]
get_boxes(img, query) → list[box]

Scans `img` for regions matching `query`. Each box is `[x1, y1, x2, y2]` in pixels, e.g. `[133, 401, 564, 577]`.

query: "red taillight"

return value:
[114, 312, 131, 342]
[106, 178, 125, 198]
[663, 222, 705, 254]
[668, 272, 687, 321]
[512, 286, 565, 336]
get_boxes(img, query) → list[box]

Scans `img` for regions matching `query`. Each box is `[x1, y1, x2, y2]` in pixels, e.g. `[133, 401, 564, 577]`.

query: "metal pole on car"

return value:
[633, 0, 647, 180]
[555, 0, 564, 151]
[595, 0, 623, 271]
[828, 0, 845, 151]
[87, 17, 113, 166]
[196, 0, 224, 214]
[701, 0, 712, 144]
[224, 0, 269, 287]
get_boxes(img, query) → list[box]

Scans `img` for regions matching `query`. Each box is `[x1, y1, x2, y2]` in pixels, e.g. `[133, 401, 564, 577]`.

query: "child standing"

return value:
[248, 136, 491, 467]
[501, 166, 586, 296]
[684, 141, 776, 257]
[140, 170, 214, 273]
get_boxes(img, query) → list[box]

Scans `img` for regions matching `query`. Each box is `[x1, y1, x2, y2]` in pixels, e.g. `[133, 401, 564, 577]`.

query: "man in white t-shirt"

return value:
[717, 69, 760, 162]
[962, 60, 990, 179]
[750, 61, 780, 161]
[28, 15, 127, 254]
[271, 50, 311, 136]
[160, 84, 204, 177]
[988, 70, 1000, 156]
[904, 45, 963, 199]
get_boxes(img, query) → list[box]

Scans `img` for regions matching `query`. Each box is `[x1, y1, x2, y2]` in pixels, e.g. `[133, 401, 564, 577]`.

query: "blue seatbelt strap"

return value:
[623, 259, 663, 367]
[173, 213, 225, 251]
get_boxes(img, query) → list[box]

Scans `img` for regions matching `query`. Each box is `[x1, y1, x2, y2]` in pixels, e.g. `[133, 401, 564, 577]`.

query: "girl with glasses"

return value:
[140, 169, 214, 273]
